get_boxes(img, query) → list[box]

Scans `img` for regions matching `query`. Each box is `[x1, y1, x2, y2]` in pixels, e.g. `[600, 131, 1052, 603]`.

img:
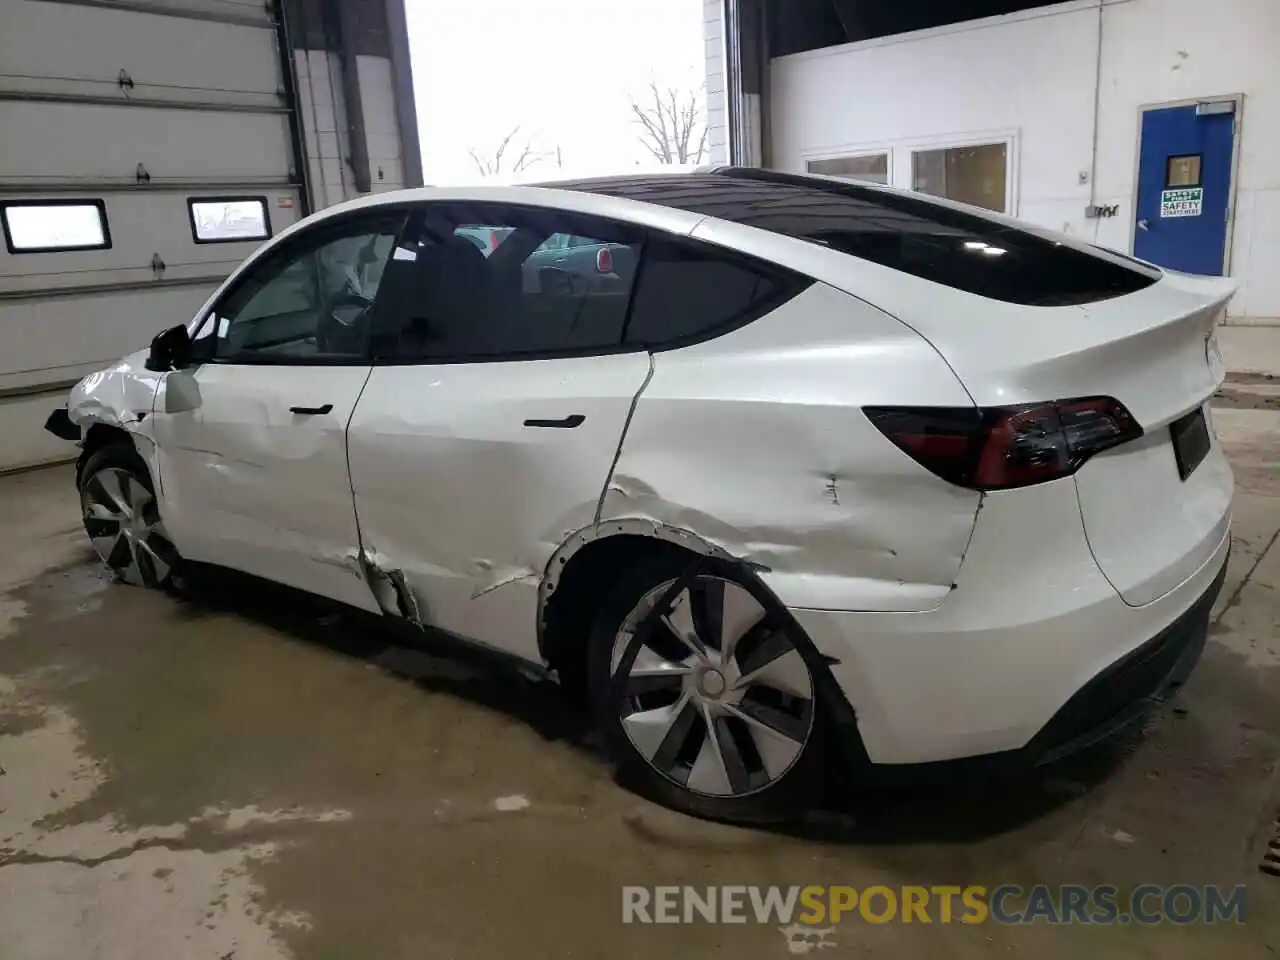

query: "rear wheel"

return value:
[587, 556, 825, 822]
[78, 443, 179, 588]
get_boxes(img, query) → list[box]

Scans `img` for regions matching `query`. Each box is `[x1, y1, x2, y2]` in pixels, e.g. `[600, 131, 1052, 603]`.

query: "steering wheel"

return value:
[316, 290, 375, 354]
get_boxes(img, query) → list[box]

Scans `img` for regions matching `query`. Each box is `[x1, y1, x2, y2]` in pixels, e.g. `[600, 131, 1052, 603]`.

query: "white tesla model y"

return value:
[48, 168, 1235, 820]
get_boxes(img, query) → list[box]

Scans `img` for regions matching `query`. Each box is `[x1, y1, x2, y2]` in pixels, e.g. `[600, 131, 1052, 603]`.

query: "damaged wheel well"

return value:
[76, 424, 133, 487]
[541, 534, 691, 706]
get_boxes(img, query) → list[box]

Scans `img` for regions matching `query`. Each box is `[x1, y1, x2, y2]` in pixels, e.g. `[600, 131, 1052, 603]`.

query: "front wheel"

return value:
[587, 556, 827, 822]
[78, 442, 180, 588]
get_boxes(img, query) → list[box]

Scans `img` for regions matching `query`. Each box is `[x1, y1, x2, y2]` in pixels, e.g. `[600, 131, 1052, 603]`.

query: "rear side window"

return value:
[370, 203, 644, 362]
[625, 236, 810, 348]
[553, 170, 1160, 306]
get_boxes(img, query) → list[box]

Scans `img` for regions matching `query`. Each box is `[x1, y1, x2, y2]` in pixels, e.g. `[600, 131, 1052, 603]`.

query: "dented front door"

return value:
[148, 209, 405, 611]
[152, 363, 382, 613]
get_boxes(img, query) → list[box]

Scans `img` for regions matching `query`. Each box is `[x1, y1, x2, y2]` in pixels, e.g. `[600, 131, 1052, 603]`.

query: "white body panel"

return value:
[60, 176, 1237, 770]
[689, 211, 1237, 612]
[149, 364, 380, 613]
[794, 483, 1230, 764]
[347, 354, 653, 661]
[600, 282, 980, 612]
[1076, 405, 1234, 606]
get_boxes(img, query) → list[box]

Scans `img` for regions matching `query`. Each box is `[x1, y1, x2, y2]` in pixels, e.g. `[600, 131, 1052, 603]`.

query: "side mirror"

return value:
[145, 324, 193, 372]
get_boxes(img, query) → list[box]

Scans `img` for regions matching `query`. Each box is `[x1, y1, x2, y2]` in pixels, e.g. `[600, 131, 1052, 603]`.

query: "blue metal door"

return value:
[1133, 102, 1235, 276]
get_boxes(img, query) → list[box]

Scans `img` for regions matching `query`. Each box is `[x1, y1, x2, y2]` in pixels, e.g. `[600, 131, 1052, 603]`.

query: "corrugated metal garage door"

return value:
[0, 0, 306, 471]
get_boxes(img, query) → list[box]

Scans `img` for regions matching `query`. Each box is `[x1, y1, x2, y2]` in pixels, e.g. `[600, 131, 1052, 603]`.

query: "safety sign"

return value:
[1160, 187, 1203, 218]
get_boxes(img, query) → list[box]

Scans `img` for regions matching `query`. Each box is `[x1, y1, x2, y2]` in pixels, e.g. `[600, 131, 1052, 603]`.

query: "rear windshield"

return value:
[549, 168, 1160, 306]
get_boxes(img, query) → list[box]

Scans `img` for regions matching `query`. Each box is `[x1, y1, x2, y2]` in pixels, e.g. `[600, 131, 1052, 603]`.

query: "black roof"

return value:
[540, 168, 979, 239]
[536, 167, 1159, 306]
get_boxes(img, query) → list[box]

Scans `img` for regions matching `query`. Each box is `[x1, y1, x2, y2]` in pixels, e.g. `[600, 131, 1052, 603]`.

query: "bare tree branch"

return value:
[510, 142, 539, 174]
[630, 80, 707, 165]
[468, 126, 554, 177]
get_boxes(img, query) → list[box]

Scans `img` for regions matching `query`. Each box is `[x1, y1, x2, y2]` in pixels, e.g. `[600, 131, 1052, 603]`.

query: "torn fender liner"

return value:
[43, 408, 79, 442]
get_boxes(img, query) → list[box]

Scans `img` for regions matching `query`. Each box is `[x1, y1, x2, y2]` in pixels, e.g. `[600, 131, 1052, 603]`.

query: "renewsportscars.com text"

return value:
[621, 884, 1247, 926]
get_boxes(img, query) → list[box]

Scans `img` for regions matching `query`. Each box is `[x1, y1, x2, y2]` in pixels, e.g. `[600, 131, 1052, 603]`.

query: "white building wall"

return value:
[767, 0, 1280, 322]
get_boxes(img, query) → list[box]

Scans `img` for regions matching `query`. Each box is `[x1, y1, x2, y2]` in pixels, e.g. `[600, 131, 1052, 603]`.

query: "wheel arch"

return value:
[537, 522, 736, 701]
[536, 521, 872, 779]
[76, 422, 139, 487]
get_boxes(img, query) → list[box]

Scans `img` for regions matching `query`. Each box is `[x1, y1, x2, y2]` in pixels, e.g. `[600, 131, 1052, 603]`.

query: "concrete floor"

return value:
[1, 403, 1278, 959]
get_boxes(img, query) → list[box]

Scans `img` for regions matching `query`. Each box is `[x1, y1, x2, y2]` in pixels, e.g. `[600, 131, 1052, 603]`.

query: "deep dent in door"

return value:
[357, 363, 980, 656]
[345, 357, 660, 634]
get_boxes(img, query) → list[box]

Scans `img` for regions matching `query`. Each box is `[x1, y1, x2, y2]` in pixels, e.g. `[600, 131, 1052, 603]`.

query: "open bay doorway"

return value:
[403, 0, 710, 186]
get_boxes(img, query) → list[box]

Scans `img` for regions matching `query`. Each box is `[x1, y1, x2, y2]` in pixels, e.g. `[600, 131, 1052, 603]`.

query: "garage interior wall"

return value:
[703, 0, 731, 166]
[285, 0, 423, 208]
[714, 0, 1277, 322]
[0, 0, 422, 473]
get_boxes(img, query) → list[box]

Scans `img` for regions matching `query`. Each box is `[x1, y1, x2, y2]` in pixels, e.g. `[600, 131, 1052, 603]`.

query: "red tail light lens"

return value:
[864, 397, 1143, 490]
[596, 246, 613, 273]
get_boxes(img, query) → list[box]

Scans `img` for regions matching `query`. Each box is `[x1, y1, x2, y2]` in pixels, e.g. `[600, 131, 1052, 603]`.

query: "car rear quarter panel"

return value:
[601, 281, 982, 613]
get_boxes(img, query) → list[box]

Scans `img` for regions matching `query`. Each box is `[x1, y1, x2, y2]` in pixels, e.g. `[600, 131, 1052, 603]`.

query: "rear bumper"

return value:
[790, 474, 1232, 768]
[1021, 543, 1225, 767]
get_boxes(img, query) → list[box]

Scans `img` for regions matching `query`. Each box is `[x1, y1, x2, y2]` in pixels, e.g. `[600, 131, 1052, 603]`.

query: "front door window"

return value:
[205, 220, 401, 361]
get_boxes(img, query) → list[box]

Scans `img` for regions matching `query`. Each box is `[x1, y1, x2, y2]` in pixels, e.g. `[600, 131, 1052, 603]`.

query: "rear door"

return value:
[1133, 100, 1237, 276]
[0, 0, 303, 471]
[347, 203, 652, 661]
[150, 210, 405, 611]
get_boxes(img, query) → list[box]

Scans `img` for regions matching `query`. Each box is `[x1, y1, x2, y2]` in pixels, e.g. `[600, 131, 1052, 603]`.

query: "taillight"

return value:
[596, 246, 613, 273]
[864, 397, 1142, 491]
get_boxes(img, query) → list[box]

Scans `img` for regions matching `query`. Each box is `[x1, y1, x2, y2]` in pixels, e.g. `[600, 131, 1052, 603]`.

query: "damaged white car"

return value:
[46, 168, 1236, 820]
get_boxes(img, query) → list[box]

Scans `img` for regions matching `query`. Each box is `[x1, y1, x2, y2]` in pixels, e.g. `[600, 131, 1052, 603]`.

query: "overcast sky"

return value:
[405, 0, 707, 184]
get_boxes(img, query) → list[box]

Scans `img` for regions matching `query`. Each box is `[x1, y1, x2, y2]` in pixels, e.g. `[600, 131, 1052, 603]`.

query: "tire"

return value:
[78, 441, 180, 589]
[587, 554, 827, 823]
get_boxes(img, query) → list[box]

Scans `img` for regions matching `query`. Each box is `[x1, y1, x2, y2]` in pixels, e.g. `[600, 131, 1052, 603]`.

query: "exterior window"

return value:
[1, 200, 110, 253]
[207, 216, 401, 361]
[371, 204, 644, 361]
[912, 143, 1008, 212]
[625, 236, 810, 348]
[806, 154, 889, 185]
[1166, 154, 1202, 188]
[189, 197, 270, 243]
